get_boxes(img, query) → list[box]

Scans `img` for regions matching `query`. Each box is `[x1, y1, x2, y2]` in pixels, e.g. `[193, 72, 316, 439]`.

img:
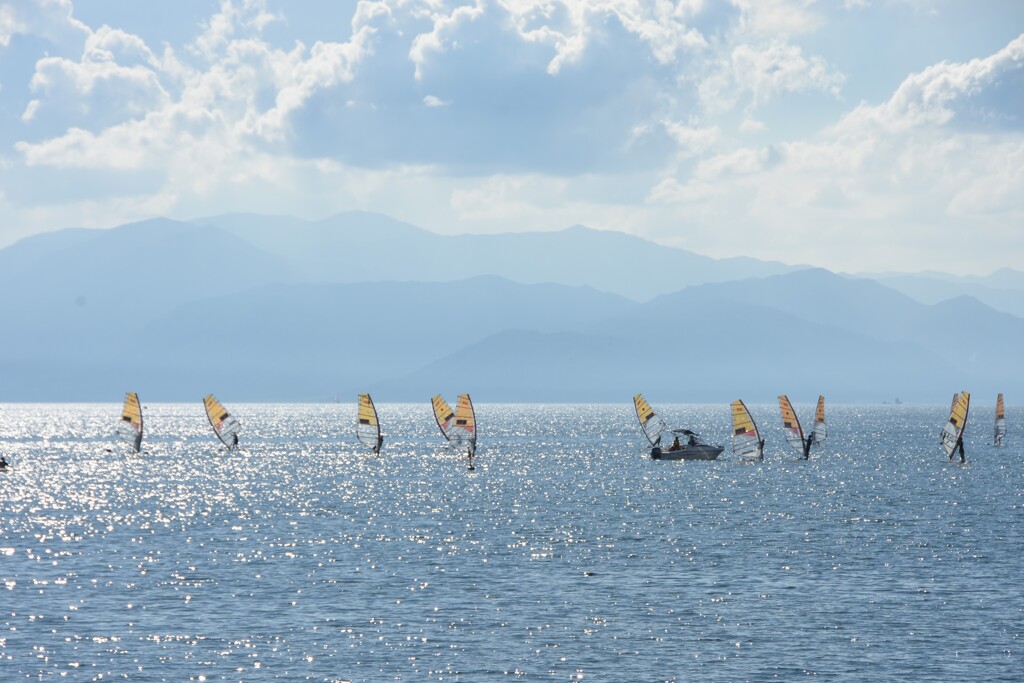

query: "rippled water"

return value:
[1, 403, 1021, 681]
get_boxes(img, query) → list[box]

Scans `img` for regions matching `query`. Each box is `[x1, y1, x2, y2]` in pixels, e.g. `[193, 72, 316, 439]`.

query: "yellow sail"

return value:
[730, 399, 762, 459]
[431, 394, 454, 437]
[453, 394, 477, 452]
[356, 393, 382, 453]
[994, 393, 1006, 445]
[778, 395, 805, 453]
[117, 391, 143, 452]
[940, 390, 970, 458]
[633, 394, 667, 446]
[203, 394, 241, 449]
[811, 395, 827, 445]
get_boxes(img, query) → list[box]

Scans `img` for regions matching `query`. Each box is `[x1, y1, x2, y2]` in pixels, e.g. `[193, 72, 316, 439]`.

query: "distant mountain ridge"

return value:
[0, 213, 1021, 401]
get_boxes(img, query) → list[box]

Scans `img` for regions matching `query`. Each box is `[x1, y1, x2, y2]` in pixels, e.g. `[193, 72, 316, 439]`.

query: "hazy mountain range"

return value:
[1, 212, 1020, 403]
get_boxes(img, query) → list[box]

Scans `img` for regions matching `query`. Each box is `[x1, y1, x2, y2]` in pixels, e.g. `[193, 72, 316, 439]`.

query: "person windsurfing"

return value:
[230, 433, 239, 450]
[375, 434, 384, 455]
[953, 433, 965, 463]
[0, 456, 8, 471]
[802, 434, 812, 460]
[758, 438, 765, 462]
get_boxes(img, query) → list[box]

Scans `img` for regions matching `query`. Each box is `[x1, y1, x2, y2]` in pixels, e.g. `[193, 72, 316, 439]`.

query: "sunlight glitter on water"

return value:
[0, 403, 1021, 680]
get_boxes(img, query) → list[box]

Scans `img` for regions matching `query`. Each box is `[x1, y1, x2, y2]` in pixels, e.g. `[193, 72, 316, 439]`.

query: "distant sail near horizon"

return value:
[634, 394, 667, 447]
[994, 393, 1006, 446]
[730, 399, 762, 460]
[203, 394, 241, 449]
[116, 391, 143, 453]
[778, 395, 806, 453]
[940, 391, 970, 459]
[356, 393, 383, 454]
[811, 395, 827, 445]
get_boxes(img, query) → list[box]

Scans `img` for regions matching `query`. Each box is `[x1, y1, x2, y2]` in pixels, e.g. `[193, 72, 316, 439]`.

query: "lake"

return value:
[0, 402, 1021, 681]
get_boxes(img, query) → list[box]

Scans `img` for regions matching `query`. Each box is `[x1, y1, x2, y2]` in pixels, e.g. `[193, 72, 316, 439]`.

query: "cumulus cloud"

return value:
[700, 40, 844, 112]
[647, 33, 1024, 271]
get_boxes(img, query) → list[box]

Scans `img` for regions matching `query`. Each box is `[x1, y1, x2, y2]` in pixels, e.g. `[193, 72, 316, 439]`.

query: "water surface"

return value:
[1, 403, 1021, 681]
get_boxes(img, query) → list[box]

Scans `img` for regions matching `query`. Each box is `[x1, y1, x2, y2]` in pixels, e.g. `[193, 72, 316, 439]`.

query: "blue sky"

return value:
[0, 0, 1021, 274]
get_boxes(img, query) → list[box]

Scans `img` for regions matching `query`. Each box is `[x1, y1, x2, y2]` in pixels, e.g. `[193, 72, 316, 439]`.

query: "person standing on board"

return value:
[230, 433, 239, 450]
[758, 438, 765, 462]
[0, 456, 8, 470]
[802, 435, 812, 460]
[954, 434, 965, 463]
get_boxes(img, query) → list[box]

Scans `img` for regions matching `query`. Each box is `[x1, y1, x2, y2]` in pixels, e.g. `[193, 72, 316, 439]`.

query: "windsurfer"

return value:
[376, 434, 384, 454]
[231, 433, 239, 450]
[0, 456, 8, 470]
[802, 437, 812, 460]
[954, 434, 965, 463]
[758, 438, 765, 461]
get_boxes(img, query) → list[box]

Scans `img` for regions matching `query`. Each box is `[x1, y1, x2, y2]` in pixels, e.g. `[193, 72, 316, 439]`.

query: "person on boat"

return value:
[687, 433, 697, 447]
[670, 435, 681, 451]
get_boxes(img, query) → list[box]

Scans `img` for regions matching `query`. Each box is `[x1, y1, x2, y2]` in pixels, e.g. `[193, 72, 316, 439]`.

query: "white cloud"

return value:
[500, 0, 707, 75]
[644, 33, 1024, 271]
[409, 0, 486, 80]
[661, 119, 720, 157]
[731, 0, 823, 37]
[423, 94, 450, 107]
[700, 40, 844, 112]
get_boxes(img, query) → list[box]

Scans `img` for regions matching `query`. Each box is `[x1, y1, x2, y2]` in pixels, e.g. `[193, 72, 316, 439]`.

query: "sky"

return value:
[0, 0, 1021, 274]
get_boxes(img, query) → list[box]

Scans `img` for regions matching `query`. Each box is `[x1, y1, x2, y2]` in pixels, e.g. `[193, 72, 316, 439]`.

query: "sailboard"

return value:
[994, 393, 1006, 446]
[356, 393, 383, 454]
[432, 394, 478, 468]
[203, 394, 241, 450]
[940, 391, 970, 460]
[634, 394, 667, 447]
[777, 395, 806, 453]
[810, 395, 827, 445]
[116, 391, 143, 453]
[730, 399, 762, 460]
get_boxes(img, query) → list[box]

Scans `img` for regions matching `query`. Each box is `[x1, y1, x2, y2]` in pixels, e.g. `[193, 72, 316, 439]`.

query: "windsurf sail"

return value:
[810, 395, 827, 445]
[951, 393, 958, 414]
[203, 394, 241, 449]
[453, 394, 477, 454]
[778, 395, 806, 453]
[994, 393, 1006, 445]
[431, 394, 455, 439]
[634, 394, 667, 447]
[432, 394, 477, 454]
[116, 391, 143, 452]
[356, 393, 382, 454]
[940, 390, 970, 458]
[730, 399, 762, 459]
